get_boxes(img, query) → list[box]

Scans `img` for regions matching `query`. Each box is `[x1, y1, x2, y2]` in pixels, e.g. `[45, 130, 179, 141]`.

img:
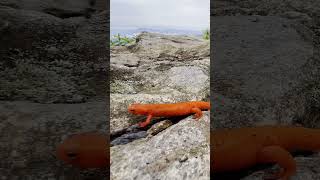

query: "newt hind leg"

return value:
[257, 146, 296, 180]
[191, 107, 202, 120]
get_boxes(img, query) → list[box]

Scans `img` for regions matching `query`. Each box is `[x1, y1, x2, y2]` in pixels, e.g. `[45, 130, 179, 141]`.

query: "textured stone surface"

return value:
[0, 5, 108, 103]
[0, 101, 108, 179]
[212, 1, 320, 179]
[212, 16, 313, 128]
[0, 1, 108, 179]
[110, 32, 210, 132]
[110, 32, 210, 179]
[111, 112, 210, 180]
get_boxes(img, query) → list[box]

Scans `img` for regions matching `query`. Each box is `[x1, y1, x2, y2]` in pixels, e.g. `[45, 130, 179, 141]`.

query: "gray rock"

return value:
[110, 112, 210, 180]
[110, 32, 210, 132]
[212, 16, 313, 128]
[131, 32, 209, 60]
[0, 100, 107, 179]
[110, 32, 210, 179]
[212, 1, 320, 179]
[147, 120, 173, 136]
[0, 6, 108, 103]
[166, 66, 209, 94]
[111, 131, 147, 146]
[0, 1, 109, 179]
[0, 0, 106, 14]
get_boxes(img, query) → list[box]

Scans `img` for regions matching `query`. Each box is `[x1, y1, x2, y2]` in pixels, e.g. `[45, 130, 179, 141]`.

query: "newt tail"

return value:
[128, 101, 210, 127]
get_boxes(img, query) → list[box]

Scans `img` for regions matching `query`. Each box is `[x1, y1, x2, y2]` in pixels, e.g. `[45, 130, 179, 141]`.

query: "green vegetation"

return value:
[202, 29, 210, 40]
[110, 33, 136, 47]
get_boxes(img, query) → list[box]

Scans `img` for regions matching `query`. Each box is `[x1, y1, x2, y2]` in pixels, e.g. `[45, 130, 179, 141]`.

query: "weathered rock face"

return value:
[0, 101, 108, 179]
[111, 112, 210, 180]
[0, 6, 108, 103]
[0, 1, 108, 180]
[110, 32, 210, 132]
[0, 0, 106, 15]
[110, 32, 210, 179]
[212, 15, 313, 128]
[212, 1, 320, 180]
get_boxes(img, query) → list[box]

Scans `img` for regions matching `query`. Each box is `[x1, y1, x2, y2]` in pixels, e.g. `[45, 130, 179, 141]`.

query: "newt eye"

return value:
[66, 152, 78, 160]
[128, 108, 136, 113]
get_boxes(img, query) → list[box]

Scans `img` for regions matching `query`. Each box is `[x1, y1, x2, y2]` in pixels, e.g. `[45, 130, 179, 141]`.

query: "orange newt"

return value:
[56, 132, 109, 169]
[128, 101, 210, 127]
[212, 126, 320, 180]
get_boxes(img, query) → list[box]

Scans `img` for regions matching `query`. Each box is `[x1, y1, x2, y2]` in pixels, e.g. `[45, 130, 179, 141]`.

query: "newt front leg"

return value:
[139, 114, 153, 128]
[257, 146, 296, 180]
[191, 107, 203, 120]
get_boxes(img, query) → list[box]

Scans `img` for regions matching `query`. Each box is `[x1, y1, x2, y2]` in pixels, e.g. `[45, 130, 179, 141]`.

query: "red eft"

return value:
[56, 132, 109, 169]
[128, 101, 210, 127]
[56, 125, 320, 180]
[212, 126, 320, 180]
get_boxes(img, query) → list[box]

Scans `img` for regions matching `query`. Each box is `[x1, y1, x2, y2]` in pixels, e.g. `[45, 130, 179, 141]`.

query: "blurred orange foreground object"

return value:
[56, 132, 109, 168]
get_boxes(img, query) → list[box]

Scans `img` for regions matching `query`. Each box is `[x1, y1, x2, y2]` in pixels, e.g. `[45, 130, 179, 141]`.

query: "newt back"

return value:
[128, 101, 210, 127]
[128, 101, 210, 117]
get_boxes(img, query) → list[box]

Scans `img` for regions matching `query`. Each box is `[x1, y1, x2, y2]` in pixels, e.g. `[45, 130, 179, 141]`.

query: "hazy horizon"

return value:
[111, 0, 209, 35]
[110, 26, 206, 37]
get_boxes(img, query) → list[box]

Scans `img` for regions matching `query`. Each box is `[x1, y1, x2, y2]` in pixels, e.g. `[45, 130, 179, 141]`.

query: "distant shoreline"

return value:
[111, 27, 205, 37]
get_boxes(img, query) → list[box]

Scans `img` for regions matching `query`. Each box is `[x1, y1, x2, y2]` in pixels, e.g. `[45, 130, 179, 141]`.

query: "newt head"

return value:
[56, 132, 109, 169]
[128, 104, 149, 115]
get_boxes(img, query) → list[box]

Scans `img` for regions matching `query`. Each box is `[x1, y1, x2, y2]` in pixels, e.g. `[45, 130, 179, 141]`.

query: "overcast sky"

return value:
[111, 0, 209, 30]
